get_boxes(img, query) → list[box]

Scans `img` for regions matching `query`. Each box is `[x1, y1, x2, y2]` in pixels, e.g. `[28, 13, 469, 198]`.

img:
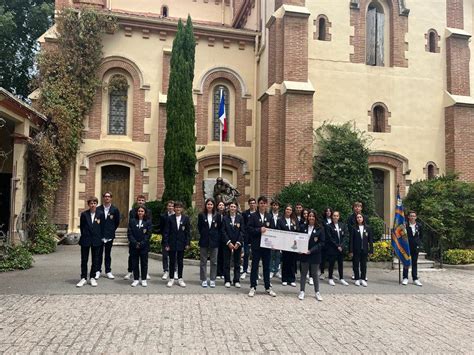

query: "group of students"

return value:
[76, 193, 424, 299]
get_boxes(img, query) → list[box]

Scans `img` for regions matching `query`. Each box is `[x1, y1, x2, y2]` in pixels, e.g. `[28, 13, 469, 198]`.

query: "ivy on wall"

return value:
[28, 8, 115, 252]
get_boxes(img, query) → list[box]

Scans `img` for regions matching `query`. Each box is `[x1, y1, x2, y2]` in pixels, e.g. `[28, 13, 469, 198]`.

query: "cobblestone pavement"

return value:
[0, 246, 473, 353]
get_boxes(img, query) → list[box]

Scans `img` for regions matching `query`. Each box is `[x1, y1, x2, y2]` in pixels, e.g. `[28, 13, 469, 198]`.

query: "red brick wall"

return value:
[446, 0, 464, 29]
[446, 35, 471, 96]
[283, 16, 308, 81]
[445, 106, 474, 181]
[86, 59, 151, 142]
[195, 70, 252, 147]
[52, 167, 71, 225]
[350, 0, 408, 67]
[157, 105, 167, 197]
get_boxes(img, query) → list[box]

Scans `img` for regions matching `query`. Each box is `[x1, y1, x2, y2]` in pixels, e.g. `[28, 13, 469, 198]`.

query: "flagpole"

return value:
[396, 184, 401, 284]
[219, 88, 223, 178]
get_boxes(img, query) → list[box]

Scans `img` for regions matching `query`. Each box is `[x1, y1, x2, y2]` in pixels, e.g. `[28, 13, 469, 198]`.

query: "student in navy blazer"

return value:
[277, 204, 299, 287]
[247, 196, 276, 297]
[269, 200, 282, 278]
[197, 198, 221, 288]
[96, 192, 120, 279]
[298, 210, 325, 301]
[216, 201, 226, 280]
[349, 213, 374, 287]
[128, 206, 152, 287]
[159, 200, 174, 280]
[222, 201, 244, 287]
[77, 196, 104, 287]
[403, 210, 423, 286]
[319, 207, 333, 279]
[241, 197, 257, 277]
[163, 201, 190, 287]
[325, 211, 349, 286]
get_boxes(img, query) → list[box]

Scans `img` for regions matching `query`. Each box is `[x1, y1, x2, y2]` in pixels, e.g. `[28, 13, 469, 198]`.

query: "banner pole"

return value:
[219, 88, 223, 178]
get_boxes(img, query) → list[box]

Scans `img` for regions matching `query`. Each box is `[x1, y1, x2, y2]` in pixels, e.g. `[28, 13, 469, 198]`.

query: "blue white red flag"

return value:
[218, 90, 227, 140]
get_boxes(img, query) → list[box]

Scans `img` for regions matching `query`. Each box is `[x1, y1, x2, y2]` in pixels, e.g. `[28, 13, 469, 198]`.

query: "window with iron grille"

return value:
[108, 87, 127, 135]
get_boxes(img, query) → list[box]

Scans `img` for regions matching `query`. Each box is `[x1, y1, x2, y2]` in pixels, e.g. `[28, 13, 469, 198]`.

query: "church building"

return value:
[38, 0, 473, 233]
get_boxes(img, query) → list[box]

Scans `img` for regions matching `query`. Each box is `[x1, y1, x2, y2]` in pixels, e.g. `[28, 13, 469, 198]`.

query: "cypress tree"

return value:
[162, 17, 196, 208]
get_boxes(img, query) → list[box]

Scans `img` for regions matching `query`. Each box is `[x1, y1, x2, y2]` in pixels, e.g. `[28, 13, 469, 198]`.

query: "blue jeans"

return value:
[270, 250, 281, 273]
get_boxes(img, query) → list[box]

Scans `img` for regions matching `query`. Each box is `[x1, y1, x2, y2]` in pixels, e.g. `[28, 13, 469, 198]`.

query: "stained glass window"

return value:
[213, 85, 229, 141]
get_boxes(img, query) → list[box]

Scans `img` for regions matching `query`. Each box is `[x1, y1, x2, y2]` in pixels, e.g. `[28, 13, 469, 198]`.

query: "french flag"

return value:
[218, 90, 228, 141]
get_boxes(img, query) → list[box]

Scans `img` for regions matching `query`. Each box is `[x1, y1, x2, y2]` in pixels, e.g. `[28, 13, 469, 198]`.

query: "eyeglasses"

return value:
[104, 195, 111, 198]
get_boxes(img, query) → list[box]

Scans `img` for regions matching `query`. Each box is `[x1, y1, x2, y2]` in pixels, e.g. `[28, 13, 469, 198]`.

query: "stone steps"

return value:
[392, 252, 436, 269]
[113, 229, 129, 246]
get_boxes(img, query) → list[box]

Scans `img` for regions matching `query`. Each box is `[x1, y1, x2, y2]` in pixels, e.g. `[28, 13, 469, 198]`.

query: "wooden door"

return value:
[101, 165, 130, 228]
[371, 168, 385, 220]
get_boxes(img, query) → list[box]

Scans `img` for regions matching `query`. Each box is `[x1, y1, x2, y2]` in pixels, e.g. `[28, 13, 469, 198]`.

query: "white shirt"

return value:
[231, 215, 235, 225]
[326, 217, 332, 224]
[285, 218, 291, 228]
[359, 225, 364, 240]
[104, 205, 111, 217]
[307, 225, 314, 236]
[409, 223, 416, 235]
[176, 215, 182, 230]
[207, 213, 213, 228]
[138, 220, 143, 228]
[260, 213, 265, 222]
[334, 223, 340, 236]
[273, 213, 279, 225]
[91, 212, 95, 223]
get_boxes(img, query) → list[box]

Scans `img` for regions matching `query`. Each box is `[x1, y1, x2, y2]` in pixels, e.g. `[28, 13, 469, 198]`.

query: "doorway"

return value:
[101, 165, 130, 228]
[371, 168, 385, 219]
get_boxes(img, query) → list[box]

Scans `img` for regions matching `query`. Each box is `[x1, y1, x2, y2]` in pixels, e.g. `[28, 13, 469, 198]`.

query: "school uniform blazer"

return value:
[97, 204, 120, 240]
[406, 222, 423, 252]
[159, 212, 173, 235]
[222, 214, 244, 246]
[325, 222, 348, 256]
[127, 218, 152, 253]
[299, 225, 325, 264]
[163, 214, 191, 252]
[349, 225, 374, 255]
[269, 213, 281, 229]
[242, 209, 255, 244]
[79, 209, 104, 247]
[128, 207, 153, 221]
[247, 211, 273, 249]
[276, 217, 299, 232]
[197, 212, 222, 248]
[346, 213, 369, 229]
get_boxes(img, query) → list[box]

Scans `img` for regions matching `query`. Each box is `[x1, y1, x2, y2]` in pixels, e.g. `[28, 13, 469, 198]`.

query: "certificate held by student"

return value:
[260, 229, 309, 253]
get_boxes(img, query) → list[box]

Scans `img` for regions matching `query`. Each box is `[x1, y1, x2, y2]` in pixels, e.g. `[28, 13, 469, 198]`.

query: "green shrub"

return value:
[0, 244, 34, 272]
[149, 234, 200, 260]
[185, 206, 200, 241]
[29, 217, 57, 254]
[313, 122, 375, 216]
[368, 216, 387, 242]
[145, 200, 164, 233]
[443, 249, 474, 265]
[368, 241, 392, 262]
[276, 181, 351, 221]
[150, 234, 162, 254]
[404, 175, 474, 250]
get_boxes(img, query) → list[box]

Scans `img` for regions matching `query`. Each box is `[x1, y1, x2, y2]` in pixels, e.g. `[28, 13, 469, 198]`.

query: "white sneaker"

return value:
[328, 279, 336, 286]
[162, 271, 169, 280]
[240, 266, 244, 273]
[258, 274, 262, 280]
[270, 272, 274, 278]
[340, 279, 349, 286]
[147, 273, 151, 280]
[240, 272, 247, 280]
[234, 282, 241, 288]
[167, 279, 174, 287]
[141, 280, 147, 287]
[209, 280, 216, 288]
[290, 282, 296, 287]
[90, 278, 98, 287]
[225, 282, 231, 288]
[319, 273, 325, 280]
[174, 272, 178, 280]
[282, 282, 288, 286]
[248, 288, 256, 297]
[402, 278, 409, 285]
[298, 291, 305, 300]
[355, 280, 360, 286]
[201, 280, 208, 288]
[266, 288, 276, 297]
[95, 271, 101, 279]
[131, 280, 139, 287]
[275, 272, 282, 279]
[315, 292, 323, 301]
[106, 272, 115, 279]
[361, 280, 368, 287]
[414, 279, 423, 287]
[178, 278, 186, 287]
[351, 275, 355, 280]
[76, 278, 87, 287]
[123, 272, 132, 280]
[309, 277, 314, 285]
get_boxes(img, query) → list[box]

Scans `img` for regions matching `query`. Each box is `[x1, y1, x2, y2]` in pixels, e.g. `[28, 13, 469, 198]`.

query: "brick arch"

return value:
[368, 101, 391, 133]
[369, 151, 409, 196]
[350, 0, 409, 67]
[79, 150, 149, 213]
[194, 154, 250, 208]
[195, 69, 252, 147]
[85, 57, 151, 142]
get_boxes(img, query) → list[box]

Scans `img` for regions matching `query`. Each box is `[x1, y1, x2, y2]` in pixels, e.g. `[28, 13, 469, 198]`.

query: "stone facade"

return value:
[41, 0, 474, 230]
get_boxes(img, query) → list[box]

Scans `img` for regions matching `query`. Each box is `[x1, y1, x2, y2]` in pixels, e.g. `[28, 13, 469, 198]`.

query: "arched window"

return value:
[426, 29, 439, 53]
[366, 2, 385, 66]
[161, 6, 168, 17]
[108, 74, 129, 135]
[318, 17, 326, 41]
[427, 164, 435, 179]
[424, 161, 438, 179]
[213, 85, 230, 142]
[373, 105, 385, 132]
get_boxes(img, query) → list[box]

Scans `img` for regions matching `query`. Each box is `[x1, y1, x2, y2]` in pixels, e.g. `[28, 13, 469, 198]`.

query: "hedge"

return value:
[443, 249, 474, 265]
[0, 244, 34, 272]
